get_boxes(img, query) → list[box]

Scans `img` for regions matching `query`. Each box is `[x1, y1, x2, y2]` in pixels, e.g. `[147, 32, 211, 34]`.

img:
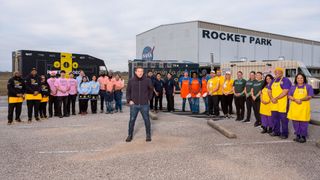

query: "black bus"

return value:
[12, 50, 107, 78]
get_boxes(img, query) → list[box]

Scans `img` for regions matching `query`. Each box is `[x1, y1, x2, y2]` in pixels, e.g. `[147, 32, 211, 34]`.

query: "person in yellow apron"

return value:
[39, 75, 50, 119]
[221, 71, 234, 118]
[268, 67, 292, 139]
[207, 70, 220, 117]
[216, 70, 224, 114]
[25, 68, 42, 122]
[260, 74, 274, 134]
[7, 71, 25, 125]
[287, 73, 314, 143]
[179, 70, 191, 112]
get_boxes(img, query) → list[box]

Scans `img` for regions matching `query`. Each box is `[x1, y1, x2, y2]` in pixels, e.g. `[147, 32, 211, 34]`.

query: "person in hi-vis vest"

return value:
[179, 70, 192, 112]
[268, 67, 292, 139]
[260, 74, 274, 134]
[7, 71, 25, 125]
[39, 75, 50, 119]
[287, 73, 314, 143]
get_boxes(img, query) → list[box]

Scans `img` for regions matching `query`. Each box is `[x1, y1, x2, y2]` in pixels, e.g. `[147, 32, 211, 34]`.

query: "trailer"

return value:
[221, 60, 320, 94]
[128, 59, 199, 91]
[12, 50, 107, 78]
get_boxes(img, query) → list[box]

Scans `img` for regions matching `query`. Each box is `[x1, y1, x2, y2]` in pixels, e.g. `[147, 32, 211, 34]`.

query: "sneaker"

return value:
[28, 119, 32, 123]
[126, 135, 133, 142]
[293, 135, 301, 142]
[270, 132, 280, 137]
[280, 135, 288, 139]
[243, 119, 250, 123]
[299, 136, 306, 143]
[35, 117, 40, 121]
[254, 121, 260, 127]
[40, 115, 44, 119]
[15, 118, 22, 123]
[261, 127, 267, 134]
[267, 128, 273, 134]
[146, 136, 152, 142]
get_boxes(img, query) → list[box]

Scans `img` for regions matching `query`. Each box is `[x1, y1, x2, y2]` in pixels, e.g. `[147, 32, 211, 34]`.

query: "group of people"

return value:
[7, 68, 125, 124]
[175, 67, 313, 143]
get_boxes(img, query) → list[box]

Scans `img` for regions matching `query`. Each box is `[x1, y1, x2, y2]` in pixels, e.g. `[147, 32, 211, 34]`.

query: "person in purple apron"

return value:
[268, 67, 292, 139]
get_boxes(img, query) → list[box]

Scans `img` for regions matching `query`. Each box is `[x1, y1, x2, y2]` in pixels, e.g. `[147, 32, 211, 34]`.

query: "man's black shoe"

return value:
[146, 136, 152, 142]
[261, 127, 267, 134]
[15, 118, 22, 123]
[293, 135, 300, 142]
[35, 117, 40, 121]
[267, 128, 273, 134]
[126, 136, 133, 142]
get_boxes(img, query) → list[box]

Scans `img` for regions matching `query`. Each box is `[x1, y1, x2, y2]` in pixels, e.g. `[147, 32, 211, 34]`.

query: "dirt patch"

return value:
[69, 136, 187, 161]
[34, 126, 102, 137]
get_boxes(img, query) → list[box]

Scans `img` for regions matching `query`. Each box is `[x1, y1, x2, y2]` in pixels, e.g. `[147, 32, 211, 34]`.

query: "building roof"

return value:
[137, 20, 320, 46]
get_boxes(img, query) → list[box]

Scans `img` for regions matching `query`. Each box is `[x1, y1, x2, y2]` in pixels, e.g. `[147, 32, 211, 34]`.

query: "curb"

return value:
[207, 120, 237, 139]
[310, 120, 320, 126]
[149, 112, 158, 120]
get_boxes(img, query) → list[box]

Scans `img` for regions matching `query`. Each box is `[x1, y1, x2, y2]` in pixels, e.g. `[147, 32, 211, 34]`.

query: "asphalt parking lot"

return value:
[0, 96, 319, 180]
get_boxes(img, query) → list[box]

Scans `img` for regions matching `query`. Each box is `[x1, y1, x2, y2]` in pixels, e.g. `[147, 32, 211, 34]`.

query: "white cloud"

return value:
[0, 0, 319, 72]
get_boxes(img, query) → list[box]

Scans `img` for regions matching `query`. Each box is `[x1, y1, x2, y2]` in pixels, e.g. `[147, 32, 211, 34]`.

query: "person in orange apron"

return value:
[268, 67, 292, 139]
[179, 70, 191, 112]
[221, 71, 234, 118]
[260, 74, 274, 134]
[39, 75, 50, 119]
[7, 71, 25, 125]
[190, 72, 201, 114]
[287, 73, 314, 143]
[25, 68, 42, 122]
[201, 69, 210, 115]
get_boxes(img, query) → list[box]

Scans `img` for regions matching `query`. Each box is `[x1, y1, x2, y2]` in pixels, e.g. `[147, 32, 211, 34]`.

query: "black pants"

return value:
[222, 94, 233, 115]
[245, 96, 253, 121]
[57, 96, 68, 117]
[234, 95, 246, 120]
[213, 95, 220, 116]
[252, 98, 261, 123]
[91, 95, 98, 113]
[99, 90, 106, 111]
[154, 94, 163, 110]
[166, 94, 174, 111]
[8, 103, 22, 123]
[27, 100, 40, 119]
[208, 95, 214, 115]
[67, 94, 77, 115]
[218, 95, 223, 111]
[150, 93, 154, 110]
[48, 95, 57, 117]
[79, 99, 89, 113]
[39, 102, 47, 117]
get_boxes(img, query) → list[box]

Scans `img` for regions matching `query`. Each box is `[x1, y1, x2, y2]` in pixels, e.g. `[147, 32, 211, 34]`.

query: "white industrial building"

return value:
[136, 21, 320, 76]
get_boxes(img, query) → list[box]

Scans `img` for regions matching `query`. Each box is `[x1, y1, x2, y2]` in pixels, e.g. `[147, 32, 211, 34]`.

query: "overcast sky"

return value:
[0, 0, 319, 72]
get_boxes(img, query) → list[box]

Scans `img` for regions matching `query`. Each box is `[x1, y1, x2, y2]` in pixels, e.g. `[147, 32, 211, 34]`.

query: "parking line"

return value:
[38, 149, 103, 154]
[214, 140, 315, 147]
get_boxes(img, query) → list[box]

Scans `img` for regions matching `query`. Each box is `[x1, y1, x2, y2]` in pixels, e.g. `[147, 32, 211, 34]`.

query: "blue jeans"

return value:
[114, 91, 123, 111]
[105, 92, 114, 113]
[128, 104, 151, 137]
[191, 98, 200, 113]
[182, 98, 192, 111]
[203, 96, 208, 112]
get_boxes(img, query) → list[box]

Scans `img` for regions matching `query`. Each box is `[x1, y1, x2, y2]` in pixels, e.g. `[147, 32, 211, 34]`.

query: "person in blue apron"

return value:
[268, 67, 292, 139]
[90, 75, 100, 114]
[78, 76, 91, 115]
[287, 73, 314, 143]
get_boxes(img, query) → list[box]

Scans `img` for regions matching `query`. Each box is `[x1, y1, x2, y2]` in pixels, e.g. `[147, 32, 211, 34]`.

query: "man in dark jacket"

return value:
[25, 68, 42, 122]
[126, 67, 154, 142]
[7, 71, 25, 125]
[164, 73, 176, 112]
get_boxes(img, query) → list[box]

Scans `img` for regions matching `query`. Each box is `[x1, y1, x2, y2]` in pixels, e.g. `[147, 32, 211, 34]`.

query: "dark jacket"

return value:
[40, 81, 50, 97]
[25, 74, 41, 94]
[126, 74, 154, 105]
[7, 76, 25, 97]
[153, 79, 164, 93]
[164, 78, 176, 95]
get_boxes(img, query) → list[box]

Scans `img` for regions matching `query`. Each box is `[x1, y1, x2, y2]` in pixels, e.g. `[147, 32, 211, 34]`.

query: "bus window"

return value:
[298, 67, 312, 77]
[285, 69, 297, 77]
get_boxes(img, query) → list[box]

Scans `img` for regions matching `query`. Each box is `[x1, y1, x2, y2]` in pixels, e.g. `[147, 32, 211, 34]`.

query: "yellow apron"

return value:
[8, 97, 24, 104]
[41, 96, 49, 102]
[25, 94, 42, 100]
[260, 87, 271, 116]
[271, 78, 288, 113]
[287, 86, 311, 121]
